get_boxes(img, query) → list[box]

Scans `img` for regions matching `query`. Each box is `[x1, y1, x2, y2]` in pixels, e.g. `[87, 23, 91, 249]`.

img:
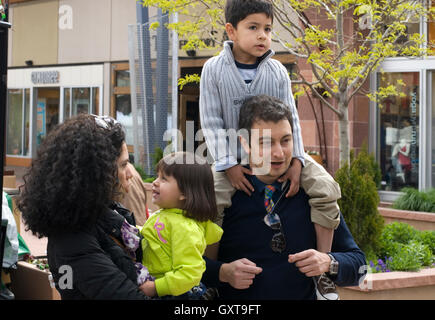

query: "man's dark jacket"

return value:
[202, 179, 366, 300]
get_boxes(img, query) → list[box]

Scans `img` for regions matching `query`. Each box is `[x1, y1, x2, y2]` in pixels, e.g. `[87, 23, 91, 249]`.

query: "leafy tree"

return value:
[139, 0, 435, 166]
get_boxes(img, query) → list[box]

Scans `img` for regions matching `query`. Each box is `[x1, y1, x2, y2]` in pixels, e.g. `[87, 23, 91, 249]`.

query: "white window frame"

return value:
[371, 57, 434, 201]
[60, 85, 103, 121]
[6, 87, 33, 158]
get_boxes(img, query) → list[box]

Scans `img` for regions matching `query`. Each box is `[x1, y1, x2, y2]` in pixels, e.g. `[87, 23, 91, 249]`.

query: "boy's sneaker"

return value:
[314, 274, 339, 300]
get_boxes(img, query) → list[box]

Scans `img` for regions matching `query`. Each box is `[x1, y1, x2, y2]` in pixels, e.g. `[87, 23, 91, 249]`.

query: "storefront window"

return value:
[23, 89, 30, 156]
[397, 21, 420, 53]
[116, 70, 130, 87]
[6, 89, 23, 155]
[72, 88, 91, 115]
[63, 87, 99, 119]
[36, 87, 60, 146]
[115, 94, 133, 145]
[379, 72, 419, 191]
[428, 1, 435, 50]
[6, 89, 30, 156]
[64, 88, 71, 120]
[379, 5, 420, 56]
[112, 63, 134, 147]
[92, 87, 100, 115]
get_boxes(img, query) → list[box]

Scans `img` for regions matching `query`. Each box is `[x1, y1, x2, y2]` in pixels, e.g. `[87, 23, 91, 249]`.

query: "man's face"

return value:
[246, 119, 293, 182]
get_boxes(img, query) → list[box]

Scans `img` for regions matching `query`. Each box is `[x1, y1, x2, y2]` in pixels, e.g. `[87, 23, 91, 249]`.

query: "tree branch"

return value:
[296, 69, 341, 117]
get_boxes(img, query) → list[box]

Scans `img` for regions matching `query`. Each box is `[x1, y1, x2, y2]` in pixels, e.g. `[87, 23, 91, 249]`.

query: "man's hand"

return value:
[278, 158, 302, 197]
[225, 165, 254, 196]
[288, 249, 331, 277]
[139, 280, 157, 297]
[219, 258, 262, 289]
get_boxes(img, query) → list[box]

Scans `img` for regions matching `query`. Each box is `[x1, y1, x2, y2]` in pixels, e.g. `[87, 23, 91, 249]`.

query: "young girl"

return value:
[139, 152, 223, 298]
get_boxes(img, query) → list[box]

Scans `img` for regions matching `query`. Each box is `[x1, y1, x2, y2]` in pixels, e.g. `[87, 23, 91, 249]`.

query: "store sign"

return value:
[409, 89, 418, 175]
[31, 71, 60, 84]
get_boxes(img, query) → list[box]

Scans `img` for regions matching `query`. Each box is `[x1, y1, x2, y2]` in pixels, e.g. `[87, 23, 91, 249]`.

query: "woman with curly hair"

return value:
[17, 114, 152, 299]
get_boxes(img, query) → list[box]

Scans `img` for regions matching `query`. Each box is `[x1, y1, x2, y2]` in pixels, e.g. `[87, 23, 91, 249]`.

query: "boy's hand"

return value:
[219, 258, 262, 289]
[139, 280, 157, 297]
[278, 158, 302, 198]
[225, 165, 254, 196]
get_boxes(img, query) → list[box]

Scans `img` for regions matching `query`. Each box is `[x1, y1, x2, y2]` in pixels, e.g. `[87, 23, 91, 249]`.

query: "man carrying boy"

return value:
[201, 95, 366, 300]
[199, 0, 341, 299]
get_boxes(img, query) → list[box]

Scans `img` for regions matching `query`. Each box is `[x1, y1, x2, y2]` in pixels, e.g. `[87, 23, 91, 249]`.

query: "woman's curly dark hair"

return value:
[17, 114, 125, 238]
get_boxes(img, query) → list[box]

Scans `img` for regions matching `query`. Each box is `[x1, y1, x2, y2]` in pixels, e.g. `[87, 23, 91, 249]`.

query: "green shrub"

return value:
[152, 146, 164, 168]
[134, 164, 156, 183]
[379, 222, 418, 257]
[392, 187, 435, 213]
[376, 222, 435, 272]
[134, 165, 148, 180]
[416, 230, 435, 255]
[386, 241, 432, 271]
[350, 143, 382, 189]
[335, 147, 384, 257]
[133, 146, 164, 183]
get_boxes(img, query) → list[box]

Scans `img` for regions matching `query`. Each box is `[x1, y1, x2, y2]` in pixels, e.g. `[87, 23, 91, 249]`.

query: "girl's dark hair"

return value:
[239, 94, 294, 136]
[17, 114, 125, 238]
[225, 0, 273, 28]
[156, 152, 218, 222]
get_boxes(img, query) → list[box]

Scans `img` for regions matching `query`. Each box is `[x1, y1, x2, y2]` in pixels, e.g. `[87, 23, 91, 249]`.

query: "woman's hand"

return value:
[139, 280, 157, 297]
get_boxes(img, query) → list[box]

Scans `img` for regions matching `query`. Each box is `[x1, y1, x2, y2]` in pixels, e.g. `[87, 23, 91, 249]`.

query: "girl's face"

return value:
[151, 170, 185, 209]
[117, 142, 133, 193]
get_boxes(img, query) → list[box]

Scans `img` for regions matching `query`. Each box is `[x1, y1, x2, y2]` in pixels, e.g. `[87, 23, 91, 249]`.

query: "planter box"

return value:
[2, 175, 16, 188]
[10, 261, 61, 300]
[378, 203, 435, 231]
[337, 268, 435, 300]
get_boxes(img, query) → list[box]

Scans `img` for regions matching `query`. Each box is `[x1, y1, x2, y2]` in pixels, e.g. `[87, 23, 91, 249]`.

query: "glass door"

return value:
[6, 88, 30, 156]
[63, 87, 100, 120]
[378, 72, 420, 192]
[35, 87, 60, 147]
